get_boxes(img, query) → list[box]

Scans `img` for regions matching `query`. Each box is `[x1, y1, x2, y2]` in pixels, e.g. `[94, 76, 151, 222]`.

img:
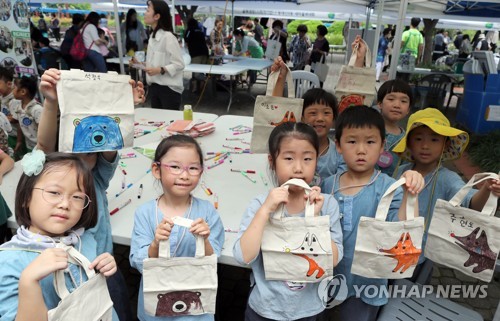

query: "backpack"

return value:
[70, 23, 93, 61]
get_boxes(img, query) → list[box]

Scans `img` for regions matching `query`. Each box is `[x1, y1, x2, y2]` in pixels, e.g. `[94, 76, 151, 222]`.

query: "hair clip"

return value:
[21, 149, 46, 177]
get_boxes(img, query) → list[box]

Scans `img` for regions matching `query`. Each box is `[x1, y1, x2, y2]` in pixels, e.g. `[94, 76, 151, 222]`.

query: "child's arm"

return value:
[398, 170, 424, 221]
[16, 248, 68, 321]
[270, 57, 288, 97]
[469, 178, 500, 211]
[0, 150, 14, 185]
[15, 125, 24, 153]
[239, 187, 289, 263]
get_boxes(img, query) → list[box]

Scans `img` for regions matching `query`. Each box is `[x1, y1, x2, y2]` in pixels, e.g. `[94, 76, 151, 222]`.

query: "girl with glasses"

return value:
[130, 135, 225, 321]
[0, 151, 119, 321]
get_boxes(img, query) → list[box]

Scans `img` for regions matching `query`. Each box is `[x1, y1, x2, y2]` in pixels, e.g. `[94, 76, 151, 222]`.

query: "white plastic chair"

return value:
[291, 71, 320, 98]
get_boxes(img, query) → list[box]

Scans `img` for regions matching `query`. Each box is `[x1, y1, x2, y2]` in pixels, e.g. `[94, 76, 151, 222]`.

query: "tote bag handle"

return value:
[375, 177, 417, 221]
[53, 244, 96, 300]
[271, 178, 315, 220]
[266, 64, 295, 97]
[348, 38, 372, 68]
[449, 172, 499, 216]
[158, 236, 205, 259]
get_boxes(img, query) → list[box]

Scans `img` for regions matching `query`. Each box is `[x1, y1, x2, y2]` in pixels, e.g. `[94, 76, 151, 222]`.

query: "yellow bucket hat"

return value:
[393, 108, 469, 162]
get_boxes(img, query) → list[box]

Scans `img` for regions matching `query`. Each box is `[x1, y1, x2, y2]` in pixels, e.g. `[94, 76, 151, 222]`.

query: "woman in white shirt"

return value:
[140, 0, 185, 109]
[81, 12, 108, 73]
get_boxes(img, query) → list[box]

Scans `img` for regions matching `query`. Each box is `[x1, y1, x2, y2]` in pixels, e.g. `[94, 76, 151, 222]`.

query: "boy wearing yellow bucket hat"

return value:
[393, 108, 500, 283]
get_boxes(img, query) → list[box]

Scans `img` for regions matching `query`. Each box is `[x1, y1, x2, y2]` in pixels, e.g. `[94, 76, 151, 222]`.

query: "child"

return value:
[0, 148, 14, 243]
[321, 105, 424, 321]
[233, 122, 344, 320]
[393, 108, 500, 283]
[97, 28, 111, 58]
[129, 135, 225, 321]
[0, 67, 21, 156]
[9, 75, 42, 155]
[376, 79, 413, 177]
[0, 152, 118, 320]
[271, 58, 346, 182]
[38, 68, 145, 321]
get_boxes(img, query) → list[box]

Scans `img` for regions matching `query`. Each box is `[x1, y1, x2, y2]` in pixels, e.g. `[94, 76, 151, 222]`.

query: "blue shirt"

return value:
[321, 170, 401, 306]
[130, 197, 225, 321]
[0, 232, 119, 321]
[377, 36, 389, 62]
[87, 153, 118, 255]
[233, 192, 343, 320]
[316, 138, 346, 181]
[376, 129, 405, 177]
[394, 164, 476, 263]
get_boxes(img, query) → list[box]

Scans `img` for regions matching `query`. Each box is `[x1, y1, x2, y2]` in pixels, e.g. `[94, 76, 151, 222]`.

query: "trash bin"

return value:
[456, 74, 500, 134]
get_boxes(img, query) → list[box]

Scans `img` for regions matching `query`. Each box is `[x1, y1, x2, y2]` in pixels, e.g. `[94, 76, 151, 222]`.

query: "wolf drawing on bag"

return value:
[284, 232, 328, 279]
[379, 232, 421, 274]
[451, 227, 496, 273]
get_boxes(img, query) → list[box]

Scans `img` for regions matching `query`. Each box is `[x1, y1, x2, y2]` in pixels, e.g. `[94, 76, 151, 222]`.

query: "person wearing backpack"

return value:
[80, 12, 108, 73]
[61, 14, 84, 69]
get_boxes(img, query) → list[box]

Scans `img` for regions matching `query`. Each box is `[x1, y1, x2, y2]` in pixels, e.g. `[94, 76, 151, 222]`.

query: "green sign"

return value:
[485, 23, 493, 29]
[328, 13, 335, 19]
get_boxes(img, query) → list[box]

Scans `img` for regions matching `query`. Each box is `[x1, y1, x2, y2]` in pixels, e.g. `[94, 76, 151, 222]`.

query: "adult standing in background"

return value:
[269, 20, 289, 62]
[49, 13, 60, 41]
[458, 34, 472, 59]
[401, 17, 423, 62]
[37, 14, 49, 38]
[121, 9, 147, 54]
[310, 24, 329, 88]
[288, 24, 310, 70]
[376, 28, 391, 82]
[453, 31, 463, 49]
[210, 18, 226, 56]
[184, 18, 209, 93]
[233, 28, 264, 85]
[253, 18, 264, 45]
[81, 12, 108, 73]
[137, 0, 184, 110]
[432, 29, 446, 61]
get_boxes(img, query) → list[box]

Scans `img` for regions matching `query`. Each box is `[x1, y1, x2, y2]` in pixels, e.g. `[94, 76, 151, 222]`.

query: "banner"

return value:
[0, 0, 37, 76]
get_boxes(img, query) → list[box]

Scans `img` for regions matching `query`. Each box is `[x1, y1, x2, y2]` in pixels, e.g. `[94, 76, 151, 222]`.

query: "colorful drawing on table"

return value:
[155, 291, 204, 317]
[284, 232, 328, 279]
[337, 94, 365, 115]
[133, 146, 156, 160]
[72, 116, 124, 152]
[379, 232, 421, 274]
[451, 227, 496, 273]
[270, 111, 297, 127]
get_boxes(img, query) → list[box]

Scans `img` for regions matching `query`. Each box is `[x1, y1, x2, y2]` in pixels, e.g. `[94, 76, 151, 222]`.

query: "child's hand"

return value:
[351, 35, 367, 67]
[89, 253, 117, 277]
[270, 56, 287, 76]
[129, 80, 145, 105]
[306, 186, 324, 216]
[261, 186, 289, 215]
[401, 170, 425, 194]
[39, 69, 61, 104]
[153, 217, 174, 245]
[190, 218, 210, 239]
[21, 248, 68, 282]
[485, 178, 500, 197]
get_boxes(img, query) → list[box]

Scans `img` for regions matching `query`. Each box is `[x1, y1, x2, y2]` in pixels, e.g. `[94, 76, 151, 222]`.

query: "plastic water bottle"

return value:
[183, 104, 193, 121]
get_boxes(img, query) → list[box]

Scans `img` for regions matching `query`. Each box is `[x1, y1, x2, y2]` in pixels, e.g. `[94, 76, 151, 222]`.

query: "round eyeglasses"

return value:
[156, 162, 203, 176]
[33, 187, 91, 210]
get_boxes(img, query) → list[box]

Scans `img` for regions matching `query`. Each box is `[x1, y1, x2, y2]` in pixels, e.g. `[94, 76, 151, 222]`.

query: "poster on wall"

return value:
[0, 0, 37, 76]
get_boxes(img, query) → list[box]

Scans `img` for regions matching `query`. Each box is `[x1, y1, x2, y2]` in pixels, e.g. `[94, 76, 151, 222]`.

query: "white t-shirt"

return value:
[82, 23, 101, 53]
[10, 99, 43, 149]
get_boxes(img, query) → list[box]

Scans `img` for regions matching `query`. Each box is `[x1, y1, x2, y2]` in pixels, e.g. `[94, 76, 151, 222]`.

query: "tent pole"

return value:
[372, 0, 385, 67]
[388, 0, 408, 80]
[231, 0, 235, 33]
[172, 0, 175, 32]
[113, 0, 125, 74]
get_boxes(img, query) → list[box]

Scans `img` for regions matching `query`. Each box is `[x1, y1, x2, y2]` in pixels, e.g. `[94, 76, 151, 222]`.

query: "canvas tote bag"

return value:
[311, 54, 329, 82]
[425, 172, 500, 282]
[250, 66, 303, 153]
[265, 38, 281, 61]
[142, 214, 218, 317]
[48, 245, 113, 321]
[351, 177, 424, 279]
[56, 69, 135, 153]
[261, 179, 333, 282]
[335, 38, 376, 114]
